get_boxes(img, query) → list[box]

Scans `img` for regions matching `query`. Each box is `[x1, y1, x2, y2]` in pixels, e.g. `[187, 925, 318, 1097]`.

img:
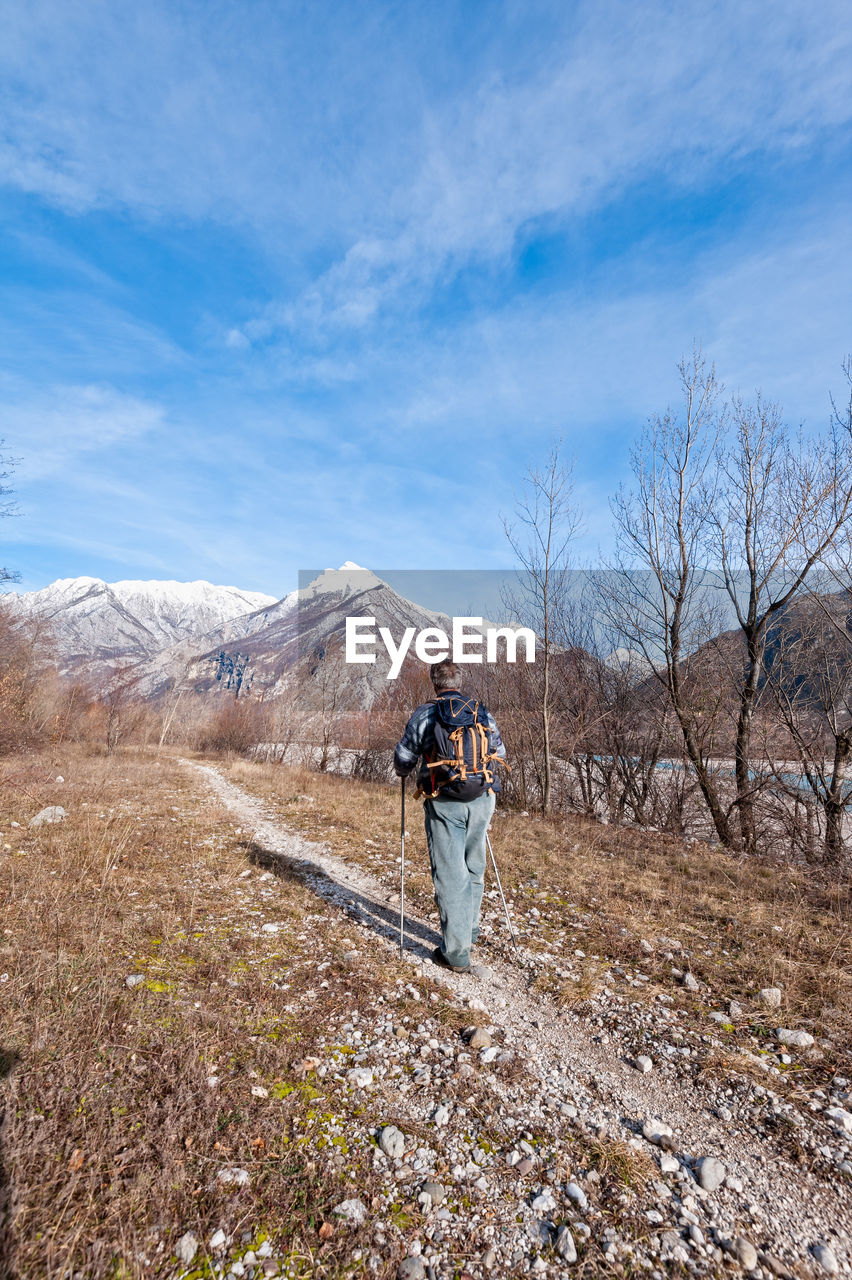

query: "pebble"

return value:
[347, 1067, 373, 1088]
[209, 1229, 227, 1250]
[826, 1107, 852, 1132]
[758, 987, 782, 1009]
[398, 1258, 426, 1280]
[468, 1028, 492, 1050]
[734, 1237, 758, 1270]
[481, 1246, 497, 1269]
[29, 806, 68, 827]
[776, 1028, 814, 1049]
[421, 1181, 446, 1207]
[812, 1244, 839, 1275]
[333, 1198, 368, 1225]
[694, 1156, 726, 1192]
[642, 1120, 673, 1146]
[175, 1232, 198, 1265]
[216, 1168, 249, 1187]
[531, 1189, 557, 1214]
[682, 972, 699, 992]
[729, 1000, 744, 1019]
[660, 1154, 680, 1174]
[635, 1055, 653, 1073]
[640, 939, 654, 954]
[125, 974, 145, 987]
[433, 1103, 451, 1127]
[565, 1181, 588, 1210]
[480, 1046, 500, 1064]
[555, 1225, 577, 1262]
[379, 1125, 406, 1158]
[515, 1157, 534, 1176]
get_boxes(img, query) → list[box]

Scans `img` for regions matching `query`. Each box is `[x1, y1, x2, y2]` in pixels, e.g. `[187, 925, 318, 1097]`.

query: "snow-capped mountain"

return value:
[9, 576, 277, 679]
[132, 562, 453, 699]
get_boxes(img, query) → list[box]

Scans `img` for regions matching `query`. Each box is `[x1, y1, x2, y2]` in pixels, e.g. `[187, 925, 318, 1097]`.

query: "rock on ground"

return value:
[379, 1124, 406, 1159]
[555, 1225, 577, 1262]
[398, 1257, 426, 1280]
[333, 1198, 367, 1226]
[29, 806, 68, 827]
[776, 1028, 814, 1049]
[695, 1156, 726, 1192]
[812, 1244, 839, 1275]
[175, 1232, 198, 1265]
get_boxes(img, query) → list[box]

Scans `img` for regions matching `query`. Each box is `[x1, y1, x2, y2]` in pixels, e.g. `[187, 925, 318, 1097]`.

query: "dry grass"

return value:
[220, 758, 852, 1079]
[0, 747, 409, 1279]
[584, 1139, 655, 1193]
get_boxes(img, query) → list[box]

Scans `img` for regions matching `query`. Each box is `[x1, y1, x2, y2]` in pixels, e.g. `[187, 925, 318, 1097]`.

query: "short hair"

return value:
[430, 659, 462, 691]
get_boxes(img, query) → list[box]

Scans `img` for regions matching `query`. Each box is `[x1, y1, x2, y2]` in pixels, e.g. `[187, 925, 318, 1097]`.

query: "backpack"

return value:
[422, 692, 505, 800]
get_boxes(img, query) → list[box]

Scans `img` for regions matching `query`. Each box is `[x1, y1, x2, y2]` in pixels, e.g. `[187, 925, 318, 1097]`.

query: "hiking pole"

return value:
[399, 776, 406, 956]
[485, 829, 521, 960]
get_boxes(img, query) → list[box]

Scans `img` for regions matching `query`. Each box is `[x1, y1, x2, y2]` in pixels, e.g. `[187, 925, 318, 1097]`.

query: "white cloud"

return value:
[0, 383, 165, 481]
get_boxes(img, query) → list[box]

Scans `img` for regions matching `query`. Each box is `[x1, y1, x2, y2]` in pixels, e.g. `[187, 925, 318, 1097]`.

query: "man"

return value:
[393, 659, 507, 975]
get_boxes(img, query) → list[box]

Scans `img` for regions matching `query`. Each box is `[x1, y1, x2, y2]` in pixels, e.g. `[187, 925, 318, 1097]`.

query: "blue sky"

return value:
[2, 0, 851, 595]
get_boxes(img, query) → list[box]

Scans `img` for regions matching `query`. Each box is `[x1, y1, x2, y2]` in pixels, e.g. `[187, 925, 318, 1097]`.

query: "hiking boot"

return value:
[431, 946, 470, 974]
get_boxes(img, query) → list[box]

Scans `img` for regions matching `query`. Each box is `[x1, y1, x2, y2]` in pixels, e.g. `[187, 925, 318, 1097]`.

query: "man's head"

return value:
[430, 659, 462, 692]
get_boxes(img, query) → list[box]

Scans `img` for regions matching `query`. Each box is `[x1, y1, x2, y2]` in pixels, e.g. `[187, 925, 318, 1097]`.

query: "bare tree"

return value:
[605, 349, 735, 845]
[99, 665, 145, 754]
[761, 587, 852, 864]
[713, 384, 852, 854]
[503, 444, 582, 812]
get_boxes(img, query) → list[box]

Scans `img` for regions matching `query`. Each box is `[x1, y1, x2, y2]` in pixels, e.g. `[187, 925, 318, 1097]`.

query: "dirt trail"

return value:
[185, 760, 851, 1276]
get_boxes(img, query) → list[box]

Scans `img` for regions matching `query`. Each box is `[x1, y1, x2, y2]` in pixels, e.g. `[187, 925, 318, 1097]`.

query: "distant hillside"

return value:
[8, 577, 277, 681]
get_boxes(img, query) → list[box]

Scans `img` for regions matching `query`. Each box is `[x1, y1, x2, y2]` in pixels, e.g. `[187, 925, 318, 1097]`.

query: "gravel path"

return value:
[185, 760, 851, 1278]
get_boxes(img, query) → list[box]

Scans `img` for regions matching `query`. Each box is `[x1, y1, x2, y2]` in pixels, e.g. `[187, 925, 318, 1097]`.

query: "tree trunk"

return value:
[542, 643, 552, 812]
[669, 663, 734, 847]
[735, 633, 763, 855]
[824, 734, 850, 863]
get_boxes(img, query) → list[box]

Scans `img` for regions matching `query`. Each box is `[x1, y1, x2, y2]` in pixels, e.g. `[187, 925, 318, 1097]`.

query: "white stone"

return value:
[776, 1028, 814, 1049]
[216, 1167, 250, 1187]
[555, 1225, 577, 1263]
[635, 1055, 653, 1073]
[379, 1125, 406, 1158]
[334, 1198, 368, 1225]
[251, 1085, 269, 1098]
[29, 806, 68, 827]
[347, 1067, 373, 1088]
[175, 1232, 198, 1265]
[565, 1181, 588, 1210]
[695, 1156, 726, 1192]
[531, 1189, 557, 1214]
[758, 987, 782, 1009]
[825, 1107, 852, 1132]
[432, 1104, 451, 1127]
[209, 1228, 227, 1250]
[642, 1120, 674, 1145]
[812, 1244, 839, 1275]
[125, 974, 145, 987]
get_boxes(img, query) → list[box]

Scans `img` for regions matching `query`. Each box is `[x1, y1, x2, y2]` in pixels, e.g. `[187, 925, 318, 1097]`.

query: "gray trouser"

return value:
[423, 789, 496, 969]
